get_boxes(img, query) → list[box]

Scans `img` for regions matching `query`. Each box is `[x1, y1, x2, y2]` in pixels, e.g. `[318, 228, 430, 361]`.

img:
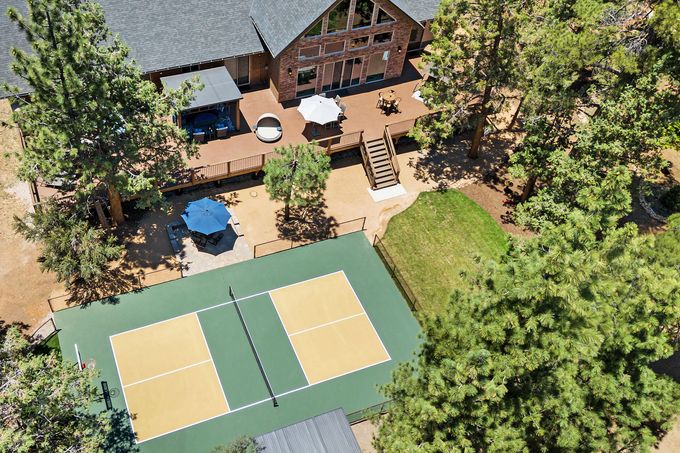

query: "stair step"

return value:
[375, 174, 396, 183]
[375, 180, 398, 189]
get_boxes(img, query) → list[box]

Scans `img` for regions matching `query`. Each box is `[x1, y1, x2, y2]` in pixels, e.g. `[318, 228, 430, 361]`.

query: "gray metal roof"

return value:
[161, 66, 242, 110]
[254, 408, 361, 453]
[250, 0, 439, 59]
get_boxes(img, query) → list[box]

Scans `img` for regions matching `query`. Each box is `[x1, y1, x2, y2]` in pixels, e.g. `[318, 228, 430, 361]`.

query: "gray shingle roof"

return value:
[0, 0, 264, 95]
[254, 408, 361, 453]
[0, 0, 440, 97]
[250, 0, 440, 58]
[249, 0, 335, 58]
[393, 0, 440, 22]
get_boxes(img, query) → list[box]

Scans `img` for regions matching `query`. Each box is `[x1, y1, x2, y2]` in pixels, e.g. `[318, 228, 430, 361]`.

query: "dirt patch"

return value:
[0, 99, 63, 331]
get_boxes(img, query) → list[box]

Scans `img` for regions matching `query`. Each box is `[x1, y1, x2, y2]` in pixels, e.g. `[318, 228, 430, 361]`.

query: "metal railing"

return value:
[47, 263, 183, 313]
[29, 318, 58, 344]
[253, 217, 366, 258]
[359, 136, 377, 189]
[372, 235, 422, 315]
[346, 399, 393, 424]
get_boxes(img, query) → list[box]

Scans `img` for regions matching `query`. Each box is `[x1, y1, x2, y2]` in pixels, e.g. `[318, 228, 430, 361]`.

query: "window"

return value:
[327, 0, 350, 34]
[344, 57, 363, 86]
[408, 26, 424, 51]
[352, 0, 374, 29]
[224, 55, 249, 86]
[349, 36, 369, 50]
[305, 20, 322, 37]
[296, 66, 318, 97]
[366, 51, 388, 82]
[376, 8, 395, 24]
[299, 46, 321, 60]
[373, 31, 392, 44]
[324, 41, 345, 55]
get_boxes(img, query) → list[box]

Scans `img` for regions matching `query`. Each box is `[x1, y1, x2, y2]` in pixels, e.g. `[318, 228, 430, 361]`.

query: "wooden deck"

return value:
[189, 56, 431, 167]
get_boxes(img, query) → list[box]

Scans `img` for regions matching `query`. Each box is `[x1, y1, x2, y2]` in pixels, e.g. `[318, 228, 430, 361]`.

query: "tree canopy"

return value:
[263, 143, 331, 221]
[412, 0, 524, 158]
[376, 214, 680, 452]
[0, 327, 113, 452]
[4, 0, 199, 224]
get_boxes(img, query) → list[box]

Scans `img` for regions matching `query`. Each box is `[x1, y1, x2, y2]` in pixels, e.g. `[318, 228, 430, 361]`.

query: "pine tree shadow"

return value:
[65, 267, 140, 308]
[407, 132, 517, 191]
[275, 202, 339, 243]
[104, 408, 139, 452]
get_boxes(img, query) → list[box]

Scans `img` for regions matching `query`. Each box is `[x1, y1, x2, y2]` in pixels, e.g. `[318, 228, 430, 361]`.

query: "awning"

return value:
[161, 66, 242, 111]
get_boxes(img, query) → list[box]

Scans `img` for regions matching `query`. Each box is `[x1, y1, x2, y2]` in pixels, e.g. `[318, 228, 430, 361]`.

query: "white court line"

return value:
[108, 337, 138, 442]
[110, 269, 391, 444]
[340, 270, 392, 361]
[136, 355, 393, 444]
[109, 271, 345, 339]
[269, 296, 311, 386]
[194, 313, 231, 410]
[287, 312, 366, 337]
[122, 359, 212, 388]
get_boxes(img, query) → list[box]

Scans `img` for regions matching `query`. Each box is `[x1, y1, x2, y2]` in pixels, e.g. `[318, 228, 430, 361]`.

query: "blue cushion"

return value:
[193, 128, 203, 133]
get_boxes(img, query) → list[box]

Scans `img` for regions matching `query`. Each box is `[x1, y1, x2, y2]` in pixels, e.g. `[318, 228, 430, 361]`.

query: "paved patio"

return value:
[189, 56, 431, 167]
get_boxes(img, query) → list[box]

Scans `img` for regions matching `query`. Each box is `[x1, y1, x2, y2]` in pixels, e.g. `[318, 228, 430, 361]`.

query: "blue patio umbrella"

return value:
[181, 198, 231, 235]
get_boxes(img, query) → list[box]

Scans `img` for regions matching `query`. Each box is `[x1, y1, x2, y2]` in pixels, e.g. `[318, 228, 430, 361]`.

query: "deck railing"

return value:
[384, 125, 400, 179]
[316, 130, 363, 154]
[157, 114, 428, 194]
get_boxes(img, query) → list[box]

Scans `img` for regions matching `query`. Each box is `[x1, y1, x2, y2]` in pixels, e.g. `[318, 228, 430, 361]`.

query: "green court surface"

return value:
[54, 232, 421, 452]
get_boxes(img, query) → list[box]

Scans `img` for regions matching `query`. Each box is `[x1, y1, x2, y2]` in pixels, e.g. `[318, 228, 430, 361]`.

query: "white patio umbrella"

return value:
[297, 95, 342, 126]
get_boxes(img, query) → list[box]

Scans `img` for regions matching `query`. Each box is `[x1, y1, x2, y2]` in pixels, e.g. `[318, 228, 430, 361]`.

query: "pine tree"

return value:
[411, 0, 524, 158]
[4, 0, 199, 224]
[0, 327, 112, 451]
[263, 143, 331, 221]
[376, 214, 680, 452]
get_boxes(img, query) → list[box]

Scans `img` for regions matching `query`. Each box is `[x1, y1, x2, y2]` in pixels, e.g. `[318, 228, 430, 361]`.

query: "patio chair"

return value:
[338, 101, 347, 121]
[254, 113, 283, 143]
[334, 95, 342, 104]
[207, 232, 224, 246]
[392, 97, 402, 113]
[376, 92, 385, 109]
[215, 121, 229, 139]
[192, 129, 206, 144]
[191, 232, 207, 248]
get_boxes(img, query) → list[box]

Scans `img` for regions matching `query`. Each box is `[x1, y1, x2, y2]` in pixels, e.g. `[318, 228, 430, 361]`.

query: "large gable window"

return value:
[305, 20, 322, 38]
[327, 0, 350, 34]
[352, 0, 375, 29]
[376, 8, 395, 24]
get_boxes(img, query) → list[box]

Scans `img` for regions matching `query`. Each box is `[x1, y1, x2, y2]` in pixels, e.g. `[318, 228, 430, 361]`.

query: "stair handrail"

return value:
[384, 125, 400, 179]
[359, 132, 376, 189]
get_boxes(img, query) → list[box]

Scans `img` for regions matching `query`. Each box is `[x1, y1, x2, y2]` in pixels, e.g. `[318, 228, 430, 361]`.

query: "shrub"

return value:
[661, 185, 680, 212]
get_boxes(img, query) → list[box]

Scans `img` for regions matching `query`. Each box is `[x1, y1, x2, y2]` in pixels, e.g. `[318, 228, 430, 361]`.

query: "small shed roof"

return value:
[254, 408, 361, 453]
[161, 67, 242, 111]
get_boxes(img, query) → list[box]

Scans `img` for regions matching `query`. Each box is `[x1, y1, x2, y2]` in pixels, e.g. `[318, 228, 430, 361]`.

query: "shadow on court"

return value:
[104, 408, 139, 453]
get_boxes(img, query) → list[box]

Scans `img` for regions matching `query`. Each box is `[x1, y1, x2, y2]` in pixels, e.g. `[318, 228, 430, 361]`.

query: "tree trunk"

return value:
[107, 186, 125, 225]
[520, 174, 538, 202]
[508, 96, 524, 130]
[284, 203, 291, 221]
[468, 13, 504, 159]
[468, 83, 493, 159]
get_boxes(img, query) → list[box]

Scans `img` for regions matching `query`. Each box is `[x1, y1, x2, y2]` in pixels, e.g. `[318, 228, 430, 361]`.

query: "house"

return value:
[0, 0, 440, 199]
[0, 0, 439, 102]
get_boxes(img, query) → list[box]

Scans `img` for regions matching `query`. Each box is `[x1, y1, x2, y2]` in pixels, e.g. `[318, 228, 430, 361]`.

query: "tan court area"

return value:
[270, 272, 390, 384]
[110, 314, 229, 442]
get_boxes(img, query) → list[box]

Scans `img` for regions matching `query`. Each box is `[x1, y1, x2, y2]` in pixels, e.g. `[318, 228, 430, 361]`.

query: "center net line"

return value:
[229, 285, 279, 407]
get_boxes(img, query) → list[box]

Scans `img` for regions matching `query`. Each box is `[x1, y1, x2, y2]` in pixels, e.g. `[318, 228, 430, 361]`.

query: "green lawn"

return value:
[382, 190, 509, 314]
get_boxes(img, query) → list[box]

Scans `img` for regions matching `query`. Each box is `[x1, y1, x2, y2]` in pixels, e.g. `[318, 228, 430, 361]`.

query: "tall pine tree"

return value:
[376, 214, 680, 452]
[412, 0, 524, 158]
[4, 0, 199, 224]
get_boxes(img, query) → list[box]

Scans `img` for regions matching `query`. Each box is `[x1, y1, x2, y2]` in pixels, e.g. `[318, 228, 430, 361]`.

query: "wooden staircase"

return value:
[361, 135, 399, 190]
